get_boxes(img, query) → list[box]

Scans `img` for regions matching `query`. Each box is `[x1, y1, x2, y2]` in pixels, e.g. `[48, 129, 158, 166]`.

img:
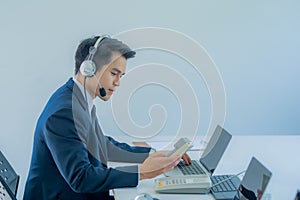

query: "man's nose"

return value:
[114, 76, 120, 86]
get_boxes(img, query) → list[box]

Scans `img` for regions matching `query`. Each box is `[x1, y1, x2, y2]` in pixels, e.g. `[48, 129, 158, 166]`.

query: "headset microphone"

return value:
[99, 87, 106, 97]
[97, 81, 106, 97]
[80, 61, 107, 97]
[79, 35, 110, 98]
[90, 74, 106, 97]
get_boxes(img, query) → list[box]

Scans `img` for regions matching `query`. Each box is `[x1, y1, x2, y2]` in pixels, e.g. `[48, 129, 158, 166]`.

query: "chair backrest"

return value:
[0, 175, 17, 200]
[0, 151, 19, 197]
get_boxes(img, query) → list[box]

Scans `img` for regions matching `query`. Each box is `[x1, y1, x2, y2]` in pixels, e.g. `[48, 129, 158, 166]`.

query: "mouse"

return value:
[134, 193, 159, 200]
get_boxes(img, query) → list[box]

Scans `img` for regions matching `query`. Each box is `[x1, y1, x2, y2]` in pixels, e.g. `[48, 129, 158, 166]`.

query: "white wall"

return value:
[0, 0, 299, 198]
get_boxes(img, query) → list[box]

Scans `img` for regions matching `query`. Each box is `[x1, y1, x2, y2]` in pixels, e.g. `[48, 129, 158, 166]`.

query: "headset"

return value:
[80, 35, 110, 97]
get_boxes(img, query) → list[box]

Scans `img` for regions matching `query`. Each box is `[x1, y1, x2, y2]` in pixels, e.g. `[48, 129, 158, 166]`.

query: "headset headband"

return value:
[93, 35, 110, 49]
[87, 35, 110, 60]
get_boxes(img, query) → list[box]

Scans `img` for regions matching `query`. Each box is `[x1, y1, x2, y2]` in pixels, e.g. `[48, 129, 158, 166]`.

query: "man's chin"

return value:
[98, 95, 110, 101]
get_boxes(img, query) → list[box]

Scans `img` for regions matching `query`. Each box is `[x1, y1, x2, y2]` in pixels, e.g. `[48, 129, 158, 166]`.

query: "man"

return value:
[24, 35, 190, 200]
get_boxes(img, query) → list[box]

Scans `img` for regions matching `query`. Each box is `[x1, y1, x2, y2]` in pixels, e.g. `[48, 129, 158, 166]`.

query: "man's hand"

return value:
[139, 151, 181, 180]
[182, 152, 191, 165]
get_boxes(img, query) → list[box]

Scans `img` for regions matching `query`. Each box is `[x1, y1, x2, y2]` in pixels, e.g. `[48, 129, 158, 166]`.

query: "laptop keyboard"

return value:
[177, 160, 206, 175]
[211, 175, 238, 192]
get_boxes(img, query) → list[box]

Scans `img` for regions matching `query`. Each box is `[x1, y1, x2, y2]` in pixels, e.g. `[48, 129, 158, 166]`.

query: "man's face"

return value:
[95, 52, 127, 101]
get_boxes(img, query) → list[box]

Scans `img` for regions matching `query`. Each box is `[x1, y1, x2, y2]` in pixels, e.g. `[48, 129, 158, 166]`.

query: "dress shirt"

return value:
[73, 77, 94, 117]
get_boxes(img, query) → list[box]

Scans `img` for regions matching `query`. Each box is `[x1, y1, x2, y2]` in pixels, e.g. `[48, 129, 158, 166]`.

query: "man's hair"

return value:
[74, 36, 136, 74]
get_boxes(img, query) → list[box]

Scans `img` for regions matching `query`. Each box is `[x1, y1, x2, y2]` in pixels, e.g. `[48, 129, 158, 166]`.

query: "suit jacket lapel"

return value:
[66, 78, 108, 165]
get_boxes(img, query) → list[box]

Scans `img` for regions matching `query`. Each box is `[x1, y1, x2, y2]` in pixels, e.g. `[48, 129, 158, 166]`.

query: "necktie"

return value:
[91, 105, 96, 129]
[90, 105, 108, 165]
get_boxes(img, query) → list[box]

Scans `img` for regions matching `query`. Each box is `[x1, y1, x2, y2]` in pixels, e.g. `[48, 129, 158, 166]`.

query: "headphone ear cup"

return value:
[80, 60, 96, 77]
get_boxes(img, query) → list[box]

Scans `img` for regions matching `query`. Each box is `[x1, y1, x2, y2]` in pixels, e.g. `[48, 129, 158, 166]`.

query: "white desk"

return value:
[112, 136, 300, 200]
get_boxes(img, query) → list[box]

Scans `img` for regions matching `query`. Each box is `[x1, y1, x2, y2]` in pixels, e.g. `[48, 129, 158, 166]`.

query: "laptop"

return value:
[165, 125, 232, 177]
[211, 157, 272, 200]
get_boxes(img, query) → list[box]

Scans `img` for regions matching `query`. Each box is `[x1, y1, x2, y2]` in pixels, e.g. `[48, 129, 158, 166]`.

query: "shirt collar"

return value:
[73, 77, 94, 116]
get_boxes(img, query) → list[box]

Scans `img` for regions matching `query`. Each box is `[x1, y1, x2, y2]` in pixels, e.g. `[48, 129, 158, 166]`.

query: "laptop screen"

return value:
[200, 125, 232, 174]
[234, 157, 272, 200]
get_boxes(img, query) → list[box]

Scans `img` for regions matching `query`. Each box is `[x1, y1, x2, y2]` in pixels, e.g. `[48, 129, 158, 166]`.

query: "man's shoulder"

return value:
[37, 79, 75, 119]
[47, 79, 73, 108]
[36, 78, 89, 126]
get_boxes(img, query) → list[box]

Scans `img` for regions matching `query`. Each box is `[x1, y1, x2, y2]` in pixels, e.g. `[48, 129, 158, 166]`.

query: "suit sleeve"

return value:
[105, 136, 151, 163]
[43, 108, 139, 193]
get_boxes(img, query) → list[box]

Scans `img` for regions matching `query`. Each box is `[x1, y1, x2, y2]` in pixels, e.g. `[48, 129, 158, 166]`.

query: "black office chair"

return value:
[0, 151, 19, 199]
[0, 175, 17, 200]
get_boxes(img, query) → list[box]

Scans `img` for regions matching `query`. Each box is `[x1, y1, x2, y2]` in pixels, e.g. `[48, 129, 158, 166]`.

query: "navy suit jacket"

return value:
[24, 78, 151, 200]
